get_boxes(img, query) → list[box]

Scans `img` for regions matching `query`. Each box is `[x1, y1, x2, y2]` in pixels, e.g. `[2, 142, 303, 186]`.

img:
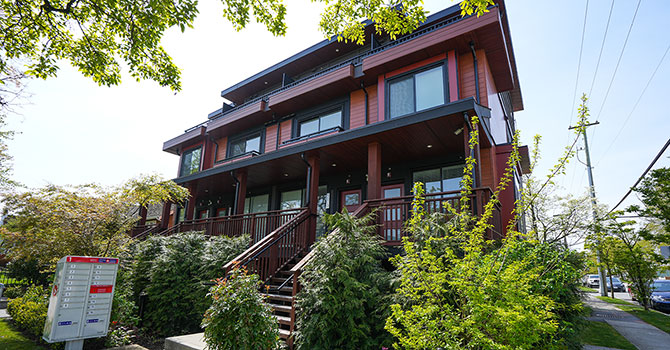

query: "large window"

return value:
[412, 164, 464, 194]
[388, 65, 445, 119]
[244, 194, 269, 214]
[280, 189, 303, 210]
[299, 110, 342, 136]
[180, 146, 202, 176]
[229, 134, 261, 158]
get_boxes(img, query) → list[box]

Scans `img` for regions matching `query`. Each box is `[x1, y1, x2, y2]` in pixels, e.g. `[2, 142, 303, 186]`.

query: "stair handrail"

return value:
[223, 208, 310, 274]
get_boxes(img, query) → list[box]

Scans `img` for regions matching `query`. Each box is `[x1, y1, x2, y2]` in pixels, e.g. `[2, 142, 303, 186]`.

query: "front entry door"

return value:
[381, 184, 405, 242]
[340, 189, 362, 213]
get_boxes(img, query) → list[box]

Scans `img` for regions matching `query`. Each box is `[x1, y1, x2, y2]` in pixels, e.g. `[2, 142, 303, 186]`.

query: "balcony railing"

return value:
[362, 187, 502, 244]
[150, 208, 304, 244]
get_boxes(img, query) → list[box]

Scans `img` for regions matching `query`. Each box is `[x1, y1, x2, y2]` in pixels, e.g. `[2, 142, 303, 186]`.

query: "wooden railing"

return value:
[151, 208, 303, 243]
[130, 224, 159, 238]
[364, 187, 503, 244]
[224, 208, 312, 283]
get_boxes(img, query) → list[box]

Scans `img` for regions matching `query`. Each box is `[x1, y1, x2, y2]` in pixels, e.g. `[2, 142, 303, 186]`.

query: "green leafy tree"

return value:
[0, 0, 492, 95]
[0, 174, 189, 268]
[202, 266, 280, 350]
[386, 98, 591, 349]
[628, 167, 670, 244]
[294, 209, 394, 349]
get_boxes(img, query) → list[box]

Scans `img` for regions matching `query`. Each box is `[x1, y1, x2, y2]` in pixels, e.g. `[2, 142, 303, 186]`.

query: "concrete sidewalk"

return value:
[584, 294, 670, 350]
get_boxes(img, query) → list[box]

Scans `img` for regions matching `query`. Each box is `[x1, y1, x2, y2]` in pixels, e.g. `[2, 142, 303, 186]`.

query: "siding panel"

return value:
[350, 89, 366, 129]
[215, 137, 227, 162]
[279, 120, 292, 146]
[368, 84, 378, 125]
[265, 124, 278, 153]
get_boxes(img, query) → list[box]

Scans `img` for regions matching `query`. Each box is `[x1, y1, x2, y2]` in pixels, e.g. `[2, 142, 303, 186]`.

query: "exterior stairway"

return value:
[260, 255, 304, 342]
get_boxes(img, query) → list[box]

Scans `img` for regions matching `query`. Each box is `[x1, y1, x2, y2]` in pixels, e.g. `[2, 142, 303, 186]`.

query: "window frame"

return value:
[411, 163, 465, 194]
[225, 129, 265, 160]
[289, 98, 349, 141]
[179, 145, 203, 177]
[385, 61, 449, 120]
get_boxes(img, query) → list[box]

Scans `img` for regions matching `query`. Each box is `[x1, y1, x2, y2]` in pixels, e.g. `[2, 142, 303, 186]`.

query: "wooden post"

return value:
[474, 122, 482, 188]
[367, 142, 382, 200]
[306, 153, 320, 247]
[160, 201, 172, 229]
[185, 183, 197, 221]
[138, 205, 148, 226]
[235, 170, 248, 215]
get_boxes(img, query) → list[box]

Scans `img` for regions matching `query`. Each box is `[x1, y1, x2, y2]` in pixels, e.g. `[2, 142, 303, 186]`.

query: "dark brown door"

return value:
[381, 184, 405, 242]
[340, 189, 362, 213]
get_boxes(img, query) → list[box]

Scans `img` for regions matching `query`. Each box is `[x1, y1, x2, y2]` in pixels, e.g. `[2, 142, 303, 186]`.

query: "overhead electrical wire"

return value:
[587, 0, 615, 98]
[596, 42, 670, 167]
[609, 137, 670, 213]
[593, 0, 642, 123]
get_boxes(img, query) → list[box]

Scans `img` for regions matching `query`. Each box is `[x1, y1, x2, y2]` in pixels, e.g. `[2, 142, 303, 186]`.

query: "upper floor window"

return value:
[388, 65, 445, 119]
[180, 146, 202, 176]
[299, 110, 342, 137]
[229, 134, 261, 158]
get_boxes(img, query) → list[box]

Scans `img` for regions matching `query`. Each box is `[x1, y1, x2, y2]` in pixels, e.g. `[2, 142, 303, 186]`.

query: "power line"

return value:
[566, 0, 590, 129]
[587, 0, 616, 98]
[609, 137, 670, 213]
[596, 42, 670, 166]
[593, 0, 641, 123]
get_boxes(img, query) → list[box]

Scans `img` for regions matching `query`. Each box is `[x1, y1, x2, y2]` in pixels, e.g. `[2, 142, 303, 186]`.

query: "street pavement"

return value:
[585, 293, 670, 350]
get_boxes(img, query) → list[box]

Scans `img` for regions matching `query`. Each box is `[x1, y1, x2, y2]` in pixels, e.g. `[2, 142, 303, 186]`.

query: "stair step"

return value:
[274, 315, 291, 325]
[262, 293, 293, 302]
[270, 303, 292, 313]
[279, 328, 290, 339]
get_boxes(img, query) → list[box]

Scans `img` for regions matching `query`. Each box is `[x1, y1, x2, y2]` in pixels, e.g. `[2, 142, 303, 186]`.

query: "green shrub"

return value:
[3, 284, 29, 299]
[129, 232, 249, 337]
[7, 285, 49, 339]
[294, 210, 393, 349]
[6, 258, 50, 286]
[202, 267, 280, 350]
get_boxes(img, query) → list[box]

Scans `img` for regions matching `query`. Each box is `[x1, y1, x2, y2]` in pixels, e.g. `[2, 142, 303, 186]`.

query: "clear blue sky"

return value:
[5, 0, 670, 212]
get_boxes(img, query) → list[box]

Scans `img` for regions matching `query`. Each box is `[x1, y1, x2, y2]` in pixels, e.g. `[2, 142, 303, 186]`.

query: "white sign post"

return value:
[43, 256, 119, 350]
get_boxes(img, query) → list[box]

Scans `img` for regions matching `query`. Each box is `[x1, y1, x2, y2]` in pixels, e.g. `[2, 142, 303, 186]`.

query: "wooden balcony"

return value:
[362, 187, 502, 245]
[139, 208, 304, 244]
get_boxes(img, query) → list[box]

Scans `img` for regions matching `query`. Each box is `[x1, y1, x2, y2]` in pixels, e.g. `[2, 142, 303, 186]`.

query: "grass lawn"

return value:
[580, 320, 636, 350]
[596, 296, 635, 306]
[0, 319, 45, 350]
[578, 286, 598, 292]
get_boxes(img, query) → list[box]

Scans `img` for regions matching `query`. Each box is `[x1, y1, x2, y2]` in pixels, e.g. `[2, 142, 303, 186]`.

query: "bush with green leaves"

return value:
[5, 258, 50, 287]
[127, 232, 249, 336]
[6, 285, 49, 339]
[201, 267, 280, 350]
[294, 210, 394, 349]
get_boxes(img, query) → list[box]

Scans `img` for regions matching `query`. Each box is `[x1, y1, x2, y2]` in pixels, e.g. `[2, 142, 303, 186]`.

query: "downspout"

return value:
[463, 112, 478, 187]
[231, 170, 240, 214]
[469, 41, 480, 104]
[361, 82, 369, 125]
[300, 153, 311, 208]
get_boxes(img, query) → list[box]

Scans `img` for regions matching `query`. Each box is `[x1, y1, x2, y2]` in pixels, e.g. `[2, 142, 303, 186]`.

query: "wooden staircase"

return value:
[260, 255, 304, 342]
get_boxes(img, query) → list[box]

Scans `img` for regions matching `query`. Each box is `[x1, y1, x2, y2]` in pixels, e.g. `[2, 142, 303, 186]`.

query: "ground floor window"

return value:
[316, 185, 330, 239]
[280, 189, 304, 210]
[244, 194, 269, 214]
[412, 164, 464, 194]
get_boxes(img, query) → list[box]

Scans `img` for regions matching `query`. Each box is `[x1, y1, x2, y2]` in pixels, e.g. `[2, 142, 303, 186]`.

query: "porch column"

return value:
[138, 205, 148, 226]
[474, 122, 482, 189]
[306, 153, 320, 246]
[234, 170, 247, 215]
[463, 114, 481, 188]
[160, 201, 172, 229]
[185, 183, 197, 221]
[367, 142, 382, 200]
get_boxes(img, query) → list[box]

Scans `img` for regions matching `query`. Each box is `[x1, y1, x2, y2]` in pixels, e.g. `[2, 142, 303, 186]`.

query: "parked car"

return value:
[584, 274, 600, 288]
[650, 280, 670, 313]
[606, 277, 625, 292]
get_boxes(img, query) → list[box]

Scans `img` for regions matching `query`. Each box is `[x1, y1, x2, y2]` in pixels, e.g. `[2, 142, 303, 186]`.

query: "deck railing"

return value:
[363, 187, 502, 244]
[153, 208, 303, 243]
[224, 208, 311, 283]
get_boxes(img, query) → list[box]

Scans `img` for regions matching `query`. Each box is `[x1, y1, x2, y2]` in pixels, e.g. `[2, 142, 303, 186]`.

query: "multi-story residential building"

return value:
[142, 0, 529, 342]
